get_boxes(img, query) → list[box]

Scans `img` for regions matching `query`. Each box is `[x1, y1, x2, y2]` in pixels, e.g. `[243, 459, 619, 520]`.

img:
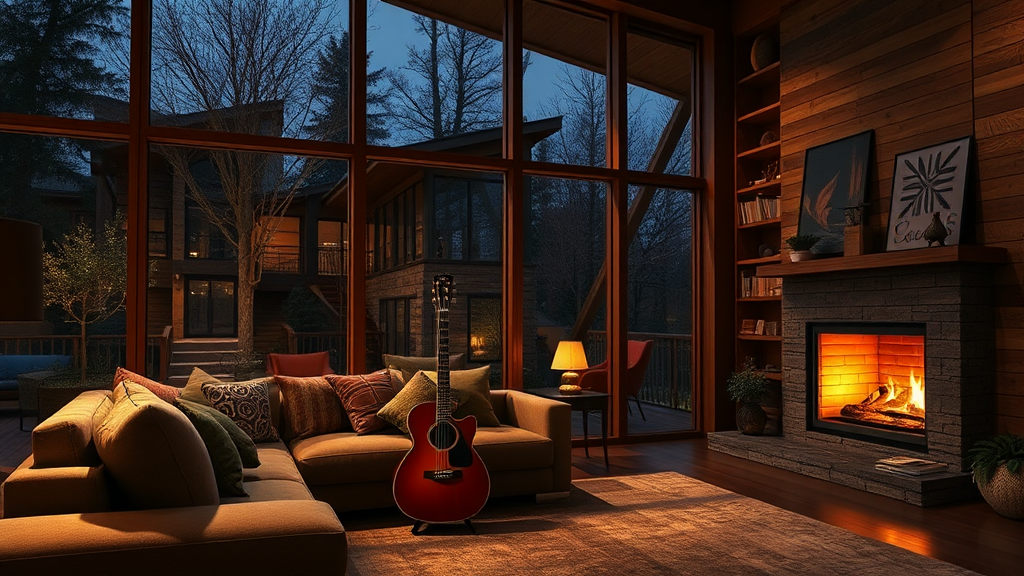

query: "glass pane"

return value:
[523, 1, 607, 168]
[148, 143, 348, 380]
[366, 164, 503, 388]
[0, 1, 130, 121]
[469, 296, 501, 362]
[626, 185, 694, 433]
[0, 134, 128, 412]
[150, 0, 349, 141]
[627, 29, 694, 176]
[369, 1, 504, 147]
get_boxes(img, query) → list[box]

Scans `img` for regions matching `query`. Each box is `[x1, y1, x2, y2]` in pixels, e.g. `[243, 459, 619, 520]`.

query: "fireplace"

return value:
[807, 323, 926, 450]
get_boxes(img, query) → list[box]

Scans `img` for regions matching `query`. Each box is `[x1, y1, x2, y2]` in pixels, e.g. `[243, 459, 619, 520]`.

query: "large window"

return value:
[3, 1, 703, 440]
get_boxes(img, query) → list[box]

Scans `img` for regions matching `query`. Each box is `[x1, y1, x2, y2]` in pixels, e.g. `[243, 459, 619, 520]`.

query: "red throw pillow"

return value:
[274, 375, 351, 442]
[266, 352, 334, 377]
[326, 370, 396, 435]
[112, 367, 181, 404]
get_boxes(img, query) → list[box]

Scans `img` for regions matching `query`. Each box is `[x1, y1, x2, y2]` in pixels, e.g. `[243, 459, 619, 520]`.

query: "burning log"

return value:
[839, 384, 925, 430]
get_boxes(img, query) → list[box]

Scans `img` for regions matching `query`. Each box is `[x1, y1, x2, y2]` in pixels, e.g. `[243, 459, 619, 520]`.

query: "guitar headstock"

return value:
[431, 274, 455, 312]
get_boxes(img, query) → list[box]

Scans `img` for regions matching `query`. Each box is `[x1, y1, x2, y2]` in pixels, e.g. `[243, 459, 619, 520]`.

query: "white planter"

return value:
[789, 250, 816, 262]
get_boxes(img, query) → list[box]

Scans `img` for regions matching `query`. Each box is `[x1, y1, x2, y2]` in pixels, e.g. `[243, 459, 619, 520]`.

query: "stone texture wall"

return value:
[782, 263, 996, 471]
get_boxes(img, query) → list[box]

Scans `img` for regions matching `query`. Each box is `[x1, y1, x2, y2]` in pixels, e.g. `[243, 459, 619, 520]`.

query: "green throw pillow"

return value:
[377, 371, 463, 434]
[173, 398, 247, 498]
[177, 398, 260, 469]
[180, 367, 216, 406]
[424, 365, 500, 427]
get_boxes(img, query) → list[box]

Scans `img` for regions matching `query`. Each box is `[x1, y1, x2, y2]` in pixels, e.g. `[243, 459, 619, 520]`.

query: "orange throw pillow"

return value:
[274, 375, 350, 442]
[326, 370, 396, 435]
[112, 367, 181, 404]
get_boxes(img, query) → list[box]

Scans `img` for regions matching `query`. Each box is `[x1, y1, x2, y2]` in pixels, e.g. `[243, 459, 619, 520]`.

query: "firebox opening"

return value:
[807, 322, 927, 451]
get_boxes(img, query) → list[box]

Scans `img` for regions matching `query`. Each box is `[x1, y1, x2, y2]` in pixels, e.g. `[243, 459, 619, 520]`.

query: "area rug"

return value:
[345, 472, 978, 575]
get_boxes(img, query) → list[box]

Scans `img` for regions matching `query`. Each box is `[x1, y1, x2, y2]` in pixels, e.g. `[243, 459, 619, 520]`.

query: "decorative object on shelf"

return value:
[968, 434, 1024, 519]
[740, 319, 756, 335]
[843, 204, 870, 256]
[727, 359, 770, 436]
[754, 320, 766, 335]
[759, 130, 779, 147]
[885, 136, 971, 252]
[797, 130, 874, 255]
[551, 340, 588, 394]
[758, 244, 775, 258]
[764, 321, 779, 336]
[785, 234, 821, 262]
[750, 33, 778, 72]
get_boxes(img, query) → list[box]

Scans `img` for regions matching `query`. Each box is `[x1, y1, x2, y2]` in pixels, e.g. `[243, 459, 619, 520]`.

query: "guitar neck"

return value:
[436, 308, 452, 421]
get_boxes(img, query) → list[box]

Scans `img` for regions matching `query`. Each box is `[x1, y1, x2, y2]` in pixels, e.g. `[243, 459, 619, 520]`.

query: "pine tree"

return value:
[307, 31, 391, 146]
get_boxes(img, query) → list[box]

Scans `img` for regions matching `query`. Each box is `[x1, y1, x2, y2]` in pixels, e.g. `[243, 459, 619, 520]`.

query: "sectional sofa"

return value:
[0, 380, 571, 574]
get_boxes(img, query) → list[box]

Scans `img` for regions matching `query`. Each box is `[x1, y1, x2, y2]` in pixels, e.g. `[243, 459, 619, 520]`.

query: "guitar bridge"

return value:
[424, 469, 463, 482]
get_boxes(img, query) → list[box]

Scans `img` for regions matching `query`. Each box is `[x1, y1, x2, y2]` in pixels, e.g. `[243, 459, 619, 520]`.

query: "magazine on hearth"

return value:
[874, 456, 949, 477]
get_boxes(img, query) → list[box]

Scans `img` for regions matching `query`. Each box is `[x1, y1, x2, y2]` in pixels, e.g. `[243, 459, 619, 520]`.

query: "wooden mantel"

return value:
[757, 245, 1008, 278]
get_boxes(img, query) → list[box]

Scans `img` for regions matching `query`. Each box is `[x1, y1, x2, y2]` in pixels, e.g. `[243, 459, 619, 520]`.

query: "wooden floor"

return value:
[570, 401, 693, 437]
[2, 408, 1021, 575]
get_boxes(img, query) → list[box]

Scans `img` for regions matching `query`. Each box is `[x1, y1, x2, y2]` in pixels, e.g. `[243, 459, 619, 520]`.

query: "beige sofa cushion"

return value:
[0, 456, 111, 519]
[93, 382, 219, 510]
[473, 426, 554, 472]
[31, 390, 111, 468]
[221, 478, 313, 504]
[243, 441, 305, 484]
[290, 431, 412, 485]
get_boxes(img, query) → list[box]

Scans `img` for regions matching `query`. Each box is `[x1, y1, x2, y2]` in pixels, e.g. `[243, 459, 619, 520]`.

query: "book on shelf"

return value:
[874, 456, 949, 477]
[764, 321, 779, 336]
[755, 319, 766, 335]
[740, 271, 783, 298]
[740, 319, 756, 334]
[737, 195, 780, 225]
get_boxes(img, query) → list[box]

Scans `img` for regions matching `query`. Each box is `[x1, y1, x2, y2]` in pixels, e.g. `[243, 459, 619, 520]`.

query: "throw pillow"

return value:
[173, 398, 247, 497]
[424, 365, 500, 427]
[93, 382, 219, 510]
[377, 371, 463, 434]
[383, 353, 467, 384]
[175, 397, 260, 468]
[326, 370, 397, 435]
[180, 367, 217, 406]
[201, 378, 280, 443]
[275, 375, 350, 442]
[112, 366, 181, 403]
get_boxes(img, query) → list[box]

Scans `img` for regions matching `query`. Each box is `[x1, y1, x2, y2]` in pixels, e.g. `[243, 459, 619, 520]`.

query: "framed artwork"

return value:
[797, 130, 874, 255]
[885, 136, 972, 251]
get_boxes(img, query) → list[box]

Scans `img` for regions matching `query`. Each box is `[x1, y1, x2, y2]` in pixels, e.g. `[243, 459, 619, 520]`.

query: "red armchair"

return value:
[266, 351, 334, 377]
[577, 340, 654, 420]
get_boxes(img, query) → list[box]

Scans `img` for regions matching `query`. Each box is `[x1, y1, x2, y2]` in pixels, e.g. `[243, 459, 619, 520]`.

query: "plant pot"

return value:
[978, 464, 1024, 519]
[736, 402, 766, 436]
[790, 250, 816, 262]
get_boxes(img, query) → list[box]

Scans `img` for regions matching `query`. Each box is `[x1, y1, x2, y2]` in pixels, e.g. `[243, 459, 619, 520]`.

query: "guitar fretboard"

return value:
[436, 307, 452, 421]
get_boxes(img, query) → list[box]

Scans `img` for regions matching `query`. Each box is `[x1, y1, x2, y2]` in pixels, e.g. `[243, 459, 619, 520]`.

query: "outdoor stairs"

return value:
[311, 280, 345, 324]
[166, 338, 238, 387]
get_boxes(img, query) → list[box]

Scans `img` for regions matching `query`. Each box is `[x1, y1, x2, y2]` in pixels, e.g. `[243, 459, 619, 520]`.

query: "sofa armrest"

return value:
[0, 500, 346, 575]
[1, 458, 110, 518]
[499, 390, 572, 492]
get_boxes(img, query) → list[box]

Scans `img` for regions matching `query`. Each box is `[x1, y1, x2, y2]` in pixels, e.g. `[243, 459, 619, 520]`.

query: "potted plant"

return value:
[727, 359, 770, 435]
[968, 434, 1024, 519]
[785, 234, 821, 262]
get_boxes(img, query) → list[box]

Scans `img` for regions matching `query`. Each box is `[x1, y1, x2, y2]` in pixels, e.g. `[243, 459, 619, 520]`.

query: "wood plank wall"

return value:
[774, 0, 1024, 433]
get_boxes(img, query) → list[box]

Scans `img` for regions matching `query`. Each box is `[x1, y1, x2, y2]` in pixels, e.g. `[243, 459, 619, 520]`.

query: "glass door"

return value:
[186, 279, 236, 337]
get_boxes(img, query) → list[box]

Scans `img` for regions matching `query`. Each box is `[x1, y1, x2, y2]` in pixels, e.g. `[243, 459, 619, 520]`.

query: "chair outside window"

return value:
[577, 340, 654, 420]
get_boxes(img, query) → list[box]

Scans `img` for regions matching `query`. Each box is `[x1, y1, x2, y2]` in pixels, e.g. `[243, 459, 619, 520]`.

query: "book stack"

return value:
[740, 271, 783, 298]
[874, 456, 949, 477]
[738, 195, 780, 225]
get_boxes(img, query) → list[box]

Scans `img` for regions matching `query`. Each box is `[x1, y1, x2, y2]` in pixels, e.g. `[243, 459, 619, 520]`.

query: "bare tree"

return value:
[388, 15, 523, 143]
[151, 0, 341, 358]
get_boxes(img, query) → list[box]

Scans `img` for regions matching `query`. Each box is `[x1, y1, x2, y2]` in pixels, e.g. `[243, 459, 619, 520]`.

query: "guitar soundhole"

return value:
[428, 421, 460, 451]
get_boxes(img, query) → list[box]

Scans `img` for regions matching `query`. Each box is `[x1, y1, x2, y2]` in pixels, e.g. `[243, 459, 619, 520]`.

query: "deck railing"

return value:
[585, 331, 692, 411]
[318, 245, 344, 276]
[283, 324, 346, 373]
[1, 331, 172, 382]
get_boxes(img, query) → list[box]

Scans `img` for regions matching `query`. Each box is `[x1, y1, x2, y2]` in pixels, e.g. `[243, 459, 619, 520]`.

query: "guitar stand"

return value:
[411, 519, 477, 536]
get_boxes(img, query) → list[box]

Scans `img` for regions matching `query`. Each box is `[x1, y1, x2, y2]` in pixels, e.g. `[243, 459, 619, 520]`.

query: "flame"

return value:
[908, 370, 924, 410]
[884, 378, 897, 402]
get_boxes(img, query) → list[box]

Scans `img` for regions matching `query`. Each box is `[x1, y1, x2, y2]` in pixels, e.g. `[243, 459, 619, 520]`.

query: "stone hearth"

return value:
[710, 258, 998, 506]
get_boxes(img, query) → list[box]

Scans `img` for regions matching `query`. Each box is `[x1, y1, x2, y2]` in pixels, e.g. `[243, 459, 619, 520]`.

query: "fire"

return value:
[884, 370, 925, 412]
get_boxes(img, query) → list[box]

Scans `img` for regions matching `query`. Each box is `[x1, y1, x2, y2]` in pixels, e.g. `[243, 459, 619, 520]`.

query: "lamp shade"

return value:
[551, 341, 588, 371]
[0, 217, 43, 322]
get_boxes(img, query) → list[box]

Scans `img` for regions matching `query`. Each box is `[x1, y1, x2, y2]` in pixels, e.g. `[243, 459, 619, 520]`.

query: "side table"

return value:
[525, 387, 608, 468]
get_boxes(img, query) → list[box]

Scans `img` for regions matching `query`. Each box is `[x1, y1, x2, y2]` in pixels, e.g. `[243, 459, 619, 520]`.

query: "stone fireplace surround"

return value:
[709, 249, 1003, 506]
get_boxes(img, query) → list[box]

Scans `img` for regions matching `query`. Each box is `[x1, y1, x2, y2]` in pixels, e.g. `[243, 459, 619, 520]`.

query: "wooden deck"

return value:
[0, 401, 31, 471]
[570, 401, 693, 437]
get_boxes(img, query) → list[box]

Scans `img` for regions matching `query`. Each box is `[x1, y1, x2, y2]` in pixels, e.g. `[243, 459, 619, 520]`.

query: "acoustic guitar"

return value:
[392, 274, 490, 528]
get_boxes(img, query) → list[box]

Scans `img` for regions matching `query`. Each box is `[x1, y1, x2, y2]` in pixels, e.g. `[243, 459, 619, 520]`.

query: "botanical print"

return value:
[797, 131, 874, 255]
[885, 136, 971, 251]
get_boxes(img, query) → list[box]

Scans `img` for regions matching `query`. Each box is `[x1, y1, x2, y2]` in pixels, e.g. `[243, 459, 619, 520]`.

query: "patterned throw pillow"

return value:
[383, 354, 467, 385]
[424, 365, 500, 427]
[275, 375, 350, 442]
[201, 379, 279, 443]
[112, 367, 181, 404]
[377, 371, 463, 434]
[326, 370, 397, 435]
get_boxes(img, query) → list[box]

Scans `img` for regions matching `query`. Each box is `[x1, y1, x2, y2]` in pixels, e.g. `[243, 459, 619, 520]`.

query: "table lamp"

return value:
[551, 341, 588, 395]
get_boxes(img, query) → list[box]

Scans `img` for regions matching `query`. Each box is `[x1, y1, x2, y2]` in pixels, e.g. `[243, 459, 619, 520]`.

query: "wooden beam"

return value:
[607, 12, 629, 440]
[502, 0, 525, 390]
[347, 0, 368, 375]
[568, 99, 692, 341]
